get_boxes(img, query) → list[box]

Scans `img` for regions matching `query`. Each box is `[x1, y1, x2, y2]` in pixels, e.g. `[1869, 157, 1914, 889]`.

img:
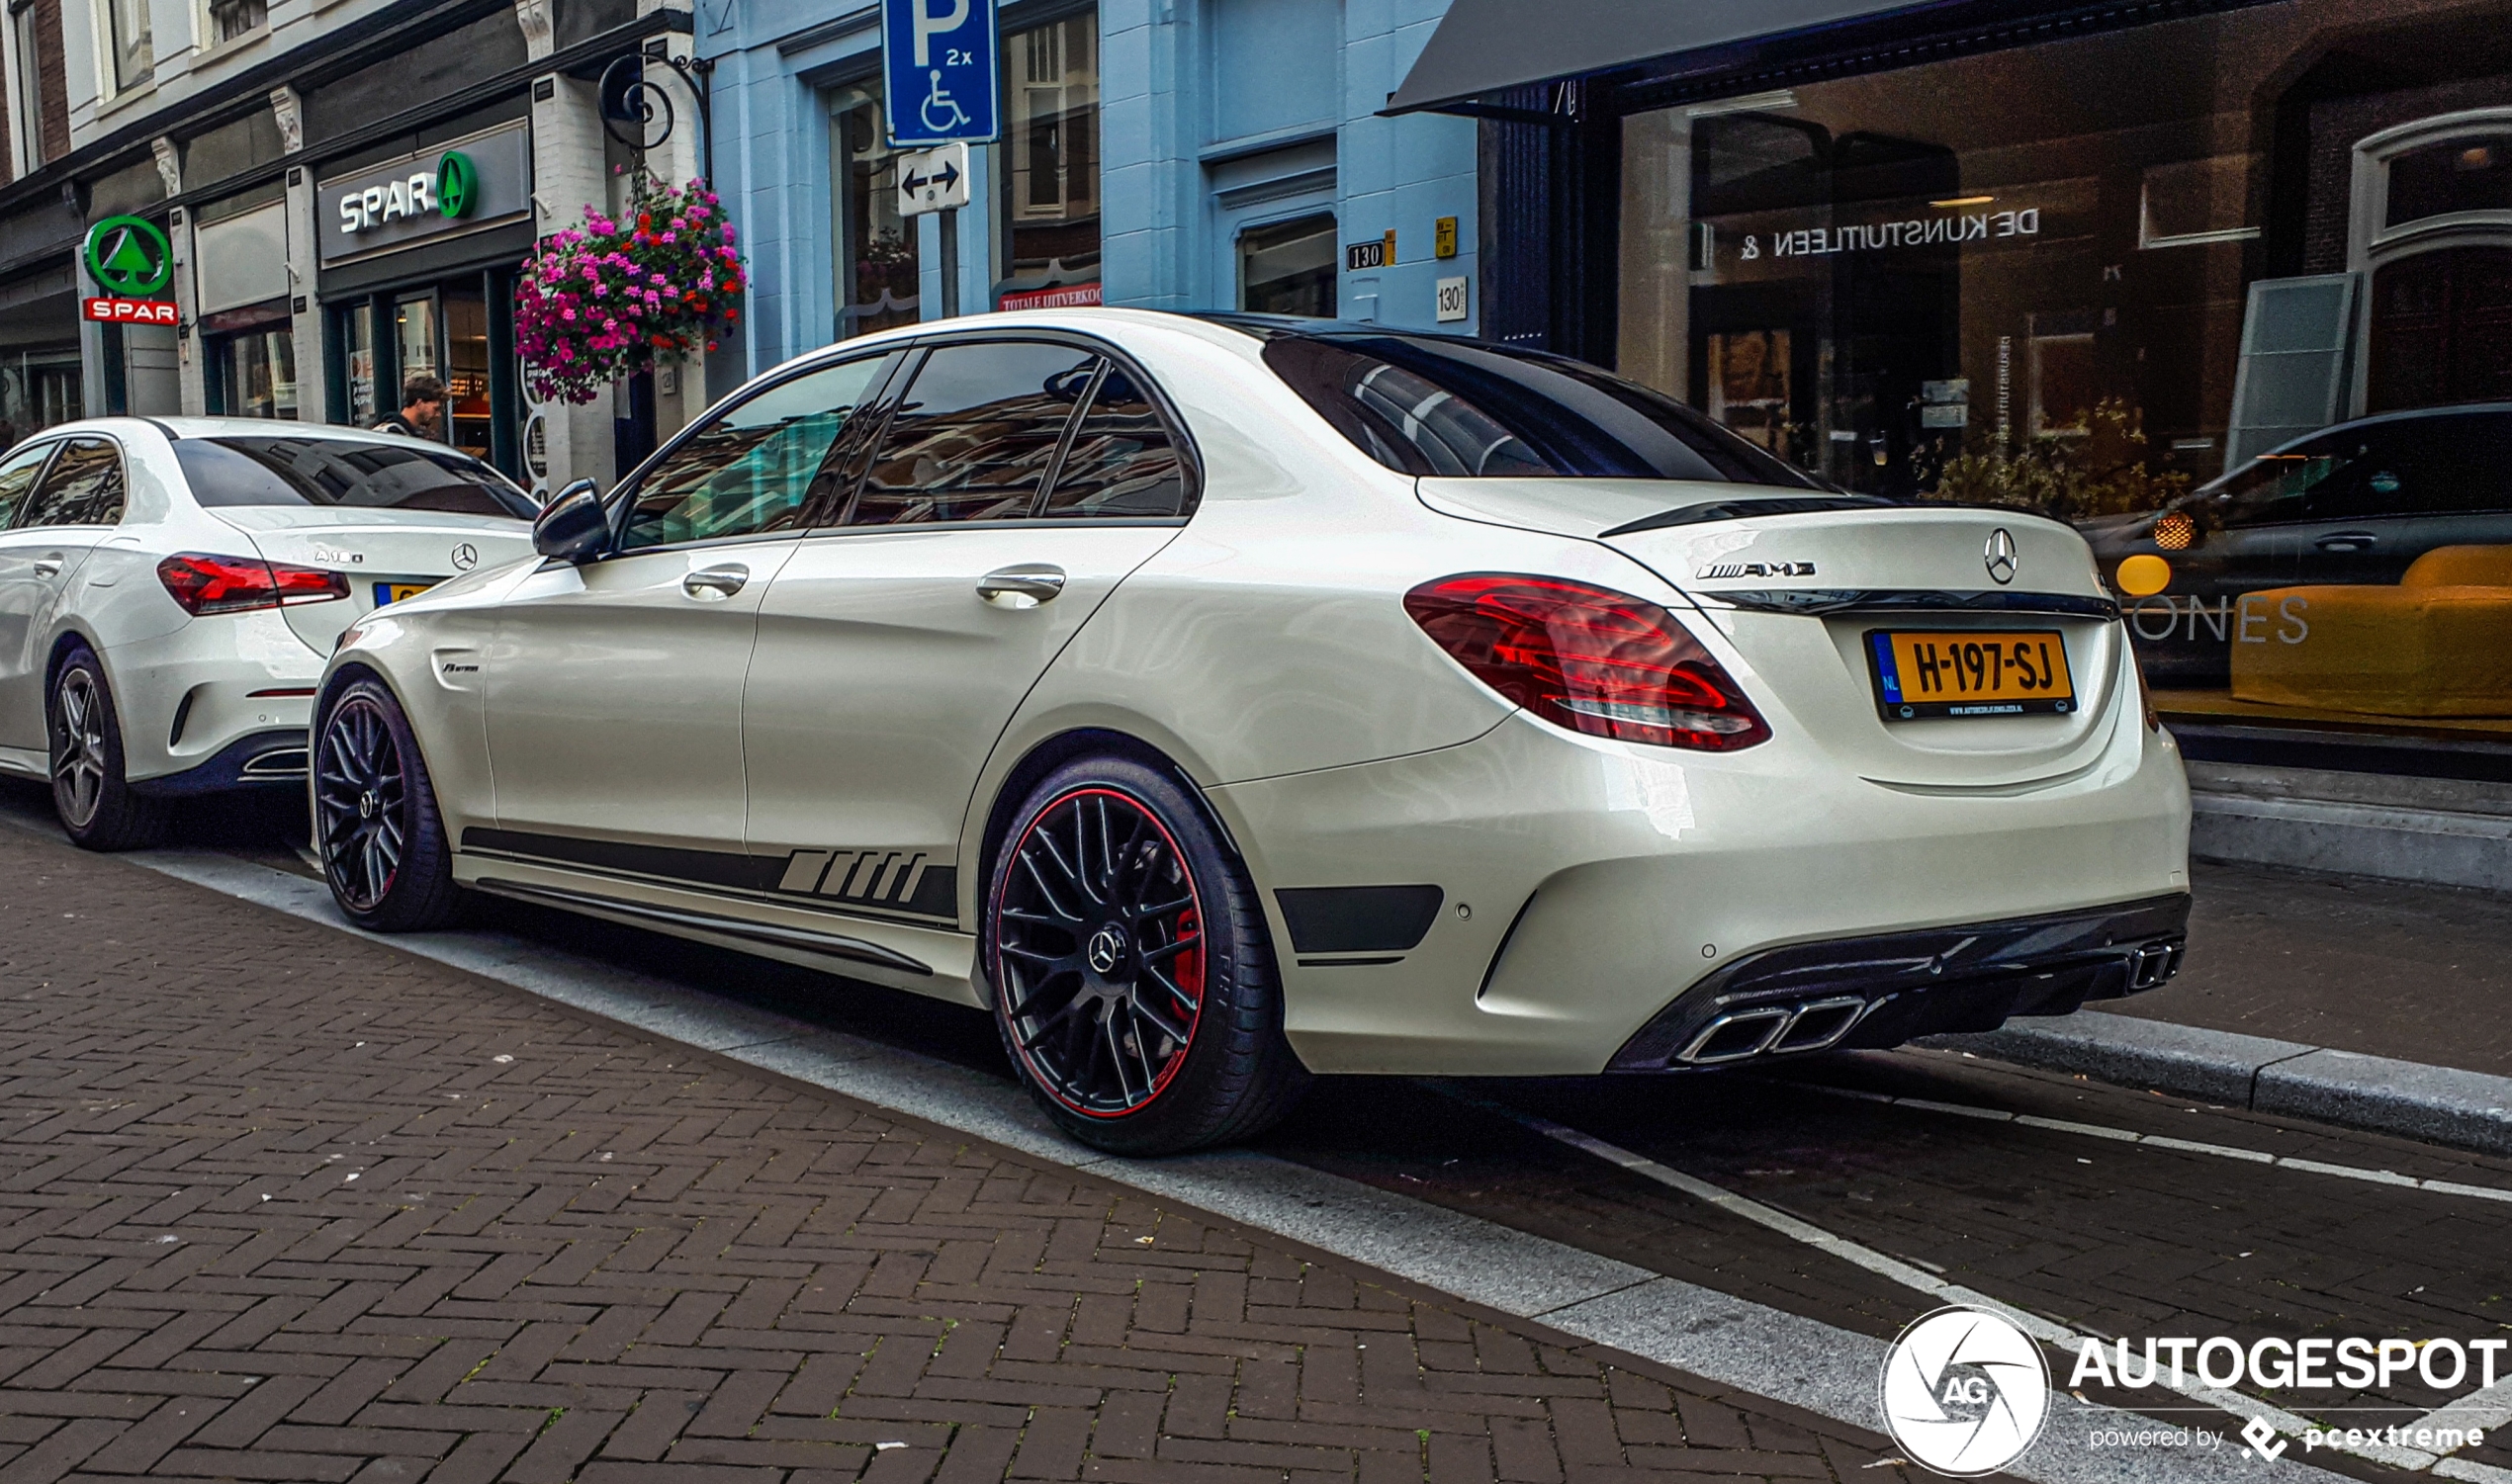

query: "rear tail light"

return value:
[157, 553, 349, 616]
[1404, 573, 1771, 750]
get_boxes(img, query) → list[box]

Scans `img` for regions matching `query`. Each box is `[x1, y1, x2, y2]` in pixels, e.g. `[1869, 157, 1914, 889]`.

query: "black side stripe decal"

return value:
[461, 829, 958, 921]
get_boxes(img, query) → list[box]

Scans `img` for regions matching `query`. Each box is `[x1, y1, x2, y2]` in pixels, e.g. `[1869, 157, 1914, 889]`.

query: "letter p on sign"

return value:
[914, 0, 969, 64]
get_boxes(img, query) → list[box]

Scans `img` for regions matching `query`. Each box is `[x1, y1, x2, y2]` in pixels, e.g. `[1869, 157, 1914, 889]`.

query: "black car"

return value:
[2081, 403, 2512, 686]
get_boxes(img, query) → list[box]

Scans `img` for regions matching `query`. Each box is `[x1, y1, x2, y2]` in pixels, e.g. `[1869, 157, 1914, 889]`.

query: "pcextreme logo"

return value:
[1880, 1305, 2050, 1475]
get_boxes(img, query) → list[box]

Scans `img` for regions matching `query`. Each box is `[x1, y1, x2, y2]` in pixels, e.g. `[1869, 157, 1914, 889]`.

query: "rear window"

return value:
[174, 437, 537, 519]
[1261, 332, 1825, 487]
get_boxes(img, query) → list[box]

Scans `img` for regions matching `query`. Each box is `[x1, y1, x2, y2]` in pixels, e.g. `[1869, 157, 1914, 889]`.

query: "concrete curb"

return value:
[1927, 1010, 2512, 1156]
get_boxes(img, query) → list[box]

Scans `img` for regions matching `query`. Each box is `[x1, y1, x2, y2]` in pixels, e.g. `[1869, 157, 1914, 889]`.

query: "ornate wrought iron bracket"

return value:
[598, 46, 717, 182]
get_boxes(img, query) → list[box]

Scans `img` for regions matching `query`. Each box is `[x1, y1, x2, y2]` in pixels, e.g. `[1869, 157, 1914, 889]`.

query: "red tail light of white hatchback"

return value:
[157, 553, 350, 616]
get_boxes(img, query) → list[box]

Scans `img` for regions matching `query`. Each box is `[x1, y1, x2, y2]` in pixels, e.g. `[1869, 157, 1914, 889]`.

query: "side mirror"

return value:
[533, 479, 608, 563]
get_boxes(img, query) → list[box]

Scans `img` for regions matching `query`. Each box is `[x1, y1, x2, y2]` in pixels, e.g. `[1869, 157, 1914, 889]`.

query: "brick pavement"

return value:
[0, 822, 1909, 1483]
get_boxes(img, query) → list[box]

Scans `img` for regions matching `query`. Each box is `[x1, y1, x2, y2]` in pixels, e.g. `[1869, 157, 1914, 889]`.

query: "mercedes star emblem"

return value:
[450, 543, 480, 571]
[1984, 528, 2019, 585]
[1087, 923, 1127, 976]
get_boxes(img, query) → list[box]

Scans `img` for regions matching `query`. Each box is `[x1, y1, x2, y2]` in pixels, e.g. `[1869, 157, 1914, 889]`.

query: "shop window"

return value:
[212, 328, 296, 419]
[1237, 215, 1335, 317]
[999, 11, 1100, 309]
[2367, 246, 2512, 412]
[0, 353, 78, 445]
[2028, 330, 2097, 438]
[10, 0, 50, 168]
[1705, 330, 1793, 457]
[2140, 155, 2257, 248]
[396, 294, 438, 431]
[102, 0, 149, 92]
[445, 290, 493, 463]
[342, 305, 378, 426]
[206, 0, 264, 44]
[2385, 134, 2512, 228]
[833, 88, 920, 338]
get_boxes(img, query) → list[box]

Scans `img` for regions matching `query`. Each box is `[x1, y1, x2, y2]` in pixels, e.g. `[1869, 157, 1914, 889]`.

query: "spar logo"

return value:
[1880, 1305, 2051, 1475]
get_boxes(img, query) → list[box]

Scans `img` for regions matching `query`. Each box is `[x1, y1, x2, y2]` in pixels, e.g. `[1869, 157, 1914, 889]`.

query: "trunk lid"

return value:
[208, 505, 536, 654]
[1417, 478, 2129, 787]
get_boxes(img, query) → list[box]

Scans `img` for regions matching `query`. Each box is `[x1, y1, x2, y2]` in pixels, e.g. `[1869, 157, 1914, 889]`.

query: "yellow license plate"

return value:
[1867, 630, 2075, 720]
[375, 581, 432, 606]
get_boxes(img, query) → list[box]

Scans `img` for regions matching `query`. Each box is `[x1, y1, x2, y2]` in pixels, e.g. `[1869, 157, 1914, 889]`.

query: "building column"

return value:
[521, 0, 617, 492]
[170, 208, 206, 416]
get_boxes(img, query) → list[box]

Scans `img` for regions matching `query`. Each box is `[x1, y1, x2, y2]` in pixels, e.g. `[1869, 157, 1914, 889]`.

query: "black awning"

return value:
[1385, 0, 1935, 115]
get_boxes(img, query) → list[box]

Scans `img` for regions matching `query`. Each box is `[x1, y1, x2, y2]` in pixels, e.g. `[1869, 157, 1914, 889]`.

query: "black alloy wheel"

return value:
[46, 647, 170, 851]
[314, 678, 462, 931]
[315, 693, 407, 913]
[984, 754, 1308, 1155]
[997, 786, 1206, 1114]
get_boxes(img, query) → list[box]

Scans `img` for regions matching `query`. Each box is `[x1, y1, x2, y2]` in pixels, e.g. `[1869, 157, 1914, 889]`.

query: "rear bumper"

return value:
[1606, 892, 2191, 1070]
[130, 728, 309, 796]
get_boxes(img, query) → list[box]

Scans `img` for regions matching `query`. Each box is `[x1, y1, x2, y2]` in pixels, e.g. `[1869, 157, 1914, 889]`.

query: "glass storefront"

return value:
[1619, 0, 2512, 739]
[205, 309, 297, 420]
[325, 270, 521, 474]
[998, 10, 1101, 309]
[1239, 214, 1337, 316]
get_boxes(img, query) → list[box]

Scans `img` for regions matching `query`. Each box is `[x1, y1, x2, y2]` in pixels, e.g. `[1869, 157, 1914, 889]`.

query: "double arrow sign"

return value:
[895, 141, 971, 218]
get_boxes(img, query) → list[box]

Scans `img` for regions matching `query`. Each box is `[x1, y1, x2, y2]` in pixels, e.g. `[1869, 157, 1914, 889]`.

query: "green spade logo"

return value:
[84, 216, 172, 298]
[437, 151, 477, 220]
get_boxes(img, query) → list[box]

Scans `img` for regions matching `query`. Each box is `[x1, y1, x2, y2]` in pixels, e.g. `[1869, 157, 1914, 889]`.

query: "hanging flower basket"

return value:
[515, 171, 748, 405]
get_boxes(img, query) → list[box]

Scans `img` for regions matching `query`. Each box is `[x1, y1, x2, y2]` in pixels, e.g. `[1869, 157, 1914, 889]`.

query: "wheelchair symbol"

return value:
[921, 69, 971, 133]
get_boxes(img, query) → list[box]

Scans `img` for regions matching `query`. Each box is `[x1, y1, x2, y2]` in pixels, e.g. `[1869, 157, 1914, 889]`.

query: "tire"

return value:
[47, 646, 171, 851]
[982, 753, 1309, 1156]
[313, 676, 463, 932]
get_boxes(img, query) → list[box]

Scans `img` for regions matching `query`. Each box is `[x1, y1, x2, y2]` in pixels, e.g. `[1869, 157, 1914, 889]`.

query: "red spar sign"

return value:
[83, 298, 178, 324]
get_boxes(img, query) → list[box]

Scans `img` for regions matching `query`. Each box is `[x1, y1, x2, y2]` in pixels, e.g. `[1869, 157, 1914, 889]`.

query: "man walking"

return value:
[373, 375, 446, 439]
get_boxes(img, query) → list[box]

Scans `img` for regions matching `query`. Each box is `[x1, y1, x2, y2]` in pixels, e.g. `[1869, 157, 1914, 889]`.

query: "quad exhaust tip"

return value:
[1678, 994, 1869, 1066]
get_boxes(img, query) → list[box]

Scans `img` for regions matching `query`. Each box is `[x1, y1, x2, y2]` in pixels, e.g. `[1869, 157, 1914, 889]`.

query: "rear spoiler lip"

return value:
[1697, 588, 2120, 621]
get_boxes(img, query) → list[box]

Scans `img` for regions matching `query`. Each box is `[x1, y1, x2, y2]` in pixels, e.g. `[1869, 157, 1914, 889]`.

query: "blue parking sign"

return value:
[882, 0, 999, 146]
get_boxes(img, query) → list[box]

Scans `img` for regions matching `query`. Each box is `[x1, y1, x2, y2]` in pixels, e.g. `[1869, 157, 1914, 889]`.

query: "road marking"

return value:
[1434, 1084, 2461, 1473]
[0, 802, 2362, 1484]
[1801, 1083, 2512, 1203]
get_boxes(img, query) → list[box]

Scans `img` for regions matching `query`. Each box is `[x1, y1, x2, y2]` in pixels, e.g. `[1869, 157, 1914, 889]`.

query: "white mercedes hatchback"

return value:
[315, 310, 2192, 1154]
[0, 418, 536, 848]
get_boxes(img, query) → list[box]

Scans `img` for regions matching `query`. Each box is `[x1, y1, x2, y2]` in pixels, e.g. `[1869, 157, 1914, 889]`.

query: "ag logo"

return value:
[84, 216, 173, 298]
[1879, 1305, 2049, 1475]
[1983, 528, 2019, 585]
[449, 542, 480, 571]
[436, 151, 478, 220]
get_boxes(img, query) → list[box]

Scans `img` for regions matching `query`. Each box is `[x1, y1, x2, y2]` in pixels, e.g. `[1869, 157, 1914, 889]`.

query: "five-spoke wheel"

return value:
[984, 755, 1307, 1155]
[46, 647, 168, 851]
[313, 678, 463, 931]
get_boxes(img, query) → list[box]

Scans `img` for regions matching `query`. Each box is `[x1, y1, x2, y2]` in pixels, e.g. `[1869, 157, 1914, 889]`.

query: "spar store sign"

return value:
[81, 216, 176, 324]
[316, 121, 531, 265]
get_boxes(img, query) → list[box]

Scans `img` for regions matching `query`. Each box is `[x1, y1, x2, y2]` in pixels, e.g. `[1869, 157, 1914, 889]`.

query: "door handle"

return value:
[681, 564, 750, 599]
[2314, 531, 2377, 552]
[32, 558, 61, 577]
[977, 565, 1067, 608]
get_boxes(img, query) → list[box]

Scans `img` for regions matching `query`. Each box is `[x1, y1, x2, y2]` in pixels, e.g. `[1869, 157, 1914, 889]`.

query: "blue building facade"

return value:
[698, 0, 1478, 378]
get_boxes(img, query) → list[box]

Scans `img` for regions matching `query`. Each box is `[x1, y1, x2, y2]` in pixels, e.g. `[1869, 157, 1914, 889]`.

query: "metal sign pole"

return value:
[882, 0, 997, 320]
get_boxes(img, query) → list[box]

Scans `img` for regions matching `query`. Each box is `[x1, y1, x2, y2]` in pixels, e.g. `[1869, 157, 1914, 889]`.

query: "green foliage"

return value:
[1928, 398, 2191, 520]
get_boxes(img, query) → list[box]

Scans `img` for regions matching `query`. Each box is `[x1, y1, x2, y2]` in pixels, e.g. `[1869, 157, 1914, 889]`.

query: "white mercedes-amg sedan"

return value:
[314, 309, 2192, 1154]
[0, 419, 536, 848]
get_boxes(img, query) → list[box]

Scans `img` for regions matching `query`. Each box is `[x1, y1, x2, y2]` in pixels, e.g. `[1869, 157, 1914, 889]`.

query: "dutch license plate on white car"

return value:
[1867, 629, 2075, 721]
[374, 581, 432, 607]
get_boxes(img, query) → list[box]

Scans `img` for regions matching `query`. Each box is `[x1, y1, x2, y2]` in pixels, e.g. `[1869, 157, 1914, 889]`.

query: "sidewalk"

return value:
[0, 823, 1889, 1482]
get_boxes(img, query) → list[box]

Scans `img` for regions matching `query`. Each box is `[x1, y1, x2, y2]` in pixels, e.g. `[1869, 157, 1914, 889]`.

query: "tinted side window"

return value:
[19, 439, 126, 528]
[1041, 367, 1189, 518]
[2310, 415, 2512, 518]
[0, 443, 53, 527]
[847, 342, 1096, 526]
[623, 357, 887, 551]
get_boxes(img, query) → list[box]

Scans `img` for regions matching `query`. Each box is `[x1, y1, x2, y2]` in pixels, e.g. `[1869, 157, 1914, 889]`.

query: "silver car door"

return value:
[744, 343, 1189, 926]
[477, 354, 892, 880]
